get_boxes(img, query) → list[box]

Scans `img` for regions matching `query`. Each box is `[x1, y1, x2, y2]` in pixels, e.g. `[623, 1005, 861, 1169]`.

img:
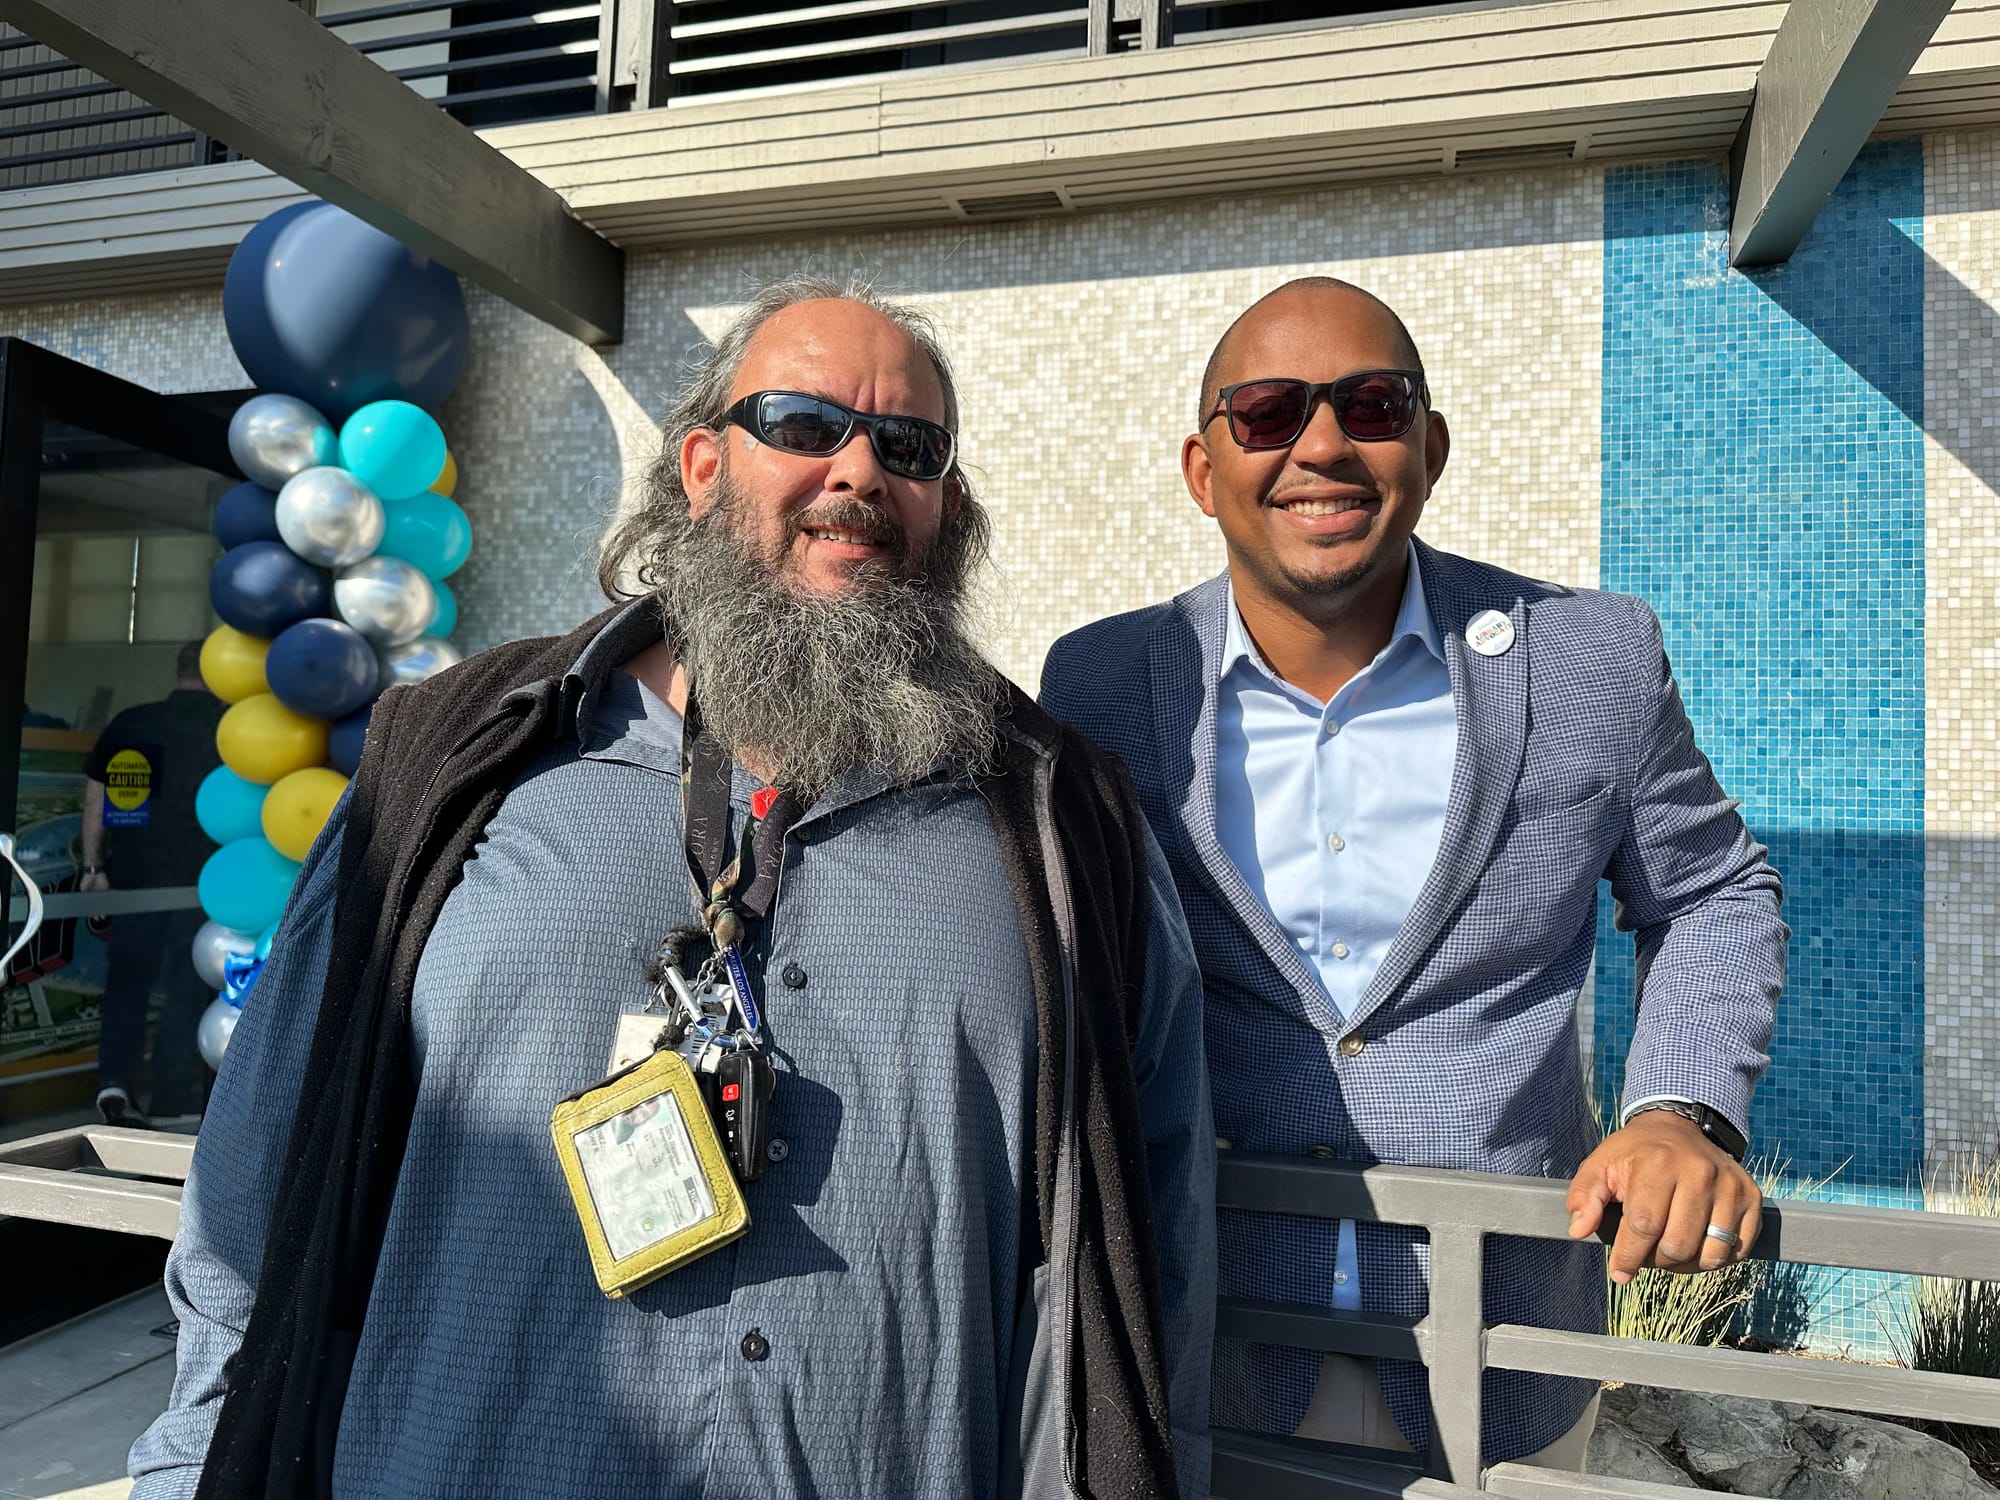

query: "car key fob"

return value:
[715, 1046, 775, 1182]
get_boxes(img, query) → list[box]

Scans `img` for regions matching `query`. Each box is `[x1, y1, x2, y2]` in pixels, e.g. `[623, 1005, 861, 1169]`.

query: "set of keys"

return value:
[649, 931, 776, 1183]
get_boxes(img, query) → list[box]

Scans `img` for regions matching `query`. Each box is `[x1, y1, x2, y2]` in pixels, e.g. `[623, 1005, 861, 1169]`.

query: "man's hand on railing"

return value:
[1563, 1110, 1763, 1284]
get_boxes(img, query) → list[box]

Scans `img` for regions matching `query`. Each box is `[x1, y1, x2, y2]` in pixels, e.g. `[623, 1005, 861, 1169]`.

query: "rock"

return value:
[1590, 1386, 1996, 1500]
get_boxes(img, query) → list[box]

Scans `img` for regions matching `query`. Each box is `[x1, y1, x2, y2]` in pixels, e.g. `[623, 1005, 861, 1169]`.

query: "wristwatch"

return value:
[1632, 1100, 1748, 1162]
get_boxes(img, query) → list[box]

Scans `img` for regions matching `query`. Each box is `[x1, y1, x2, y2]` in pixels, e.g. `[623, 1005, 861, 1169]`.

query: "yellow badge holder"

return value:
[550, 1047, 750, 1298]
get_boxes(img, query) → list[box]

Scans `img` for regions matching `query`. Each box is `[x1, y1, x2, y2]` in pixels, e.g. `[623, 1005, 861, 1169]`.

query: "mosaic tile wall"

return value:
[8, 139, 2000, 1358]
[1596, 144, 1929, 1356]
[1920, 129, 2000, 1166]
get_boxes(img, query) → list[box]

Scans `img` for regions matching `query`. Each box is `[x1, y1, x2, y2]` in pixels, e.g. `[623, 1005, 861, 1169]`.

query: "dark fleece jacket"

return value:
[194, 604, 1178, 1500]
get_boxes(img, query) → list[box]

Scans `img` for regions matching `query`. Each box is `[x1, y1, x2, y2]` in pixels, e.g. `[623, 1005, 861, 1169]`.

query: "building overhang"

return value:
[4, 0, 2000, 312]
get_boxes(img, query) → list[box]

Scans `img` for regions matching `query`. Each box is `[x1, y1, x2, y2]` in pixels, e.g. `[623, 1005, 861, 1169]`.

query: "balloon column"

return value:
[191, 202, 474, 1071]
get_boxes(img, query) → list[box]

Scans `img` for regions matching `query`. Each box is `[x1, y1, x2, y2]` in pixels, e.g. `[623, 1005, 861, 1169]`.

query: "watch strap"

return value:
[1632, 1100, 1748, 1162]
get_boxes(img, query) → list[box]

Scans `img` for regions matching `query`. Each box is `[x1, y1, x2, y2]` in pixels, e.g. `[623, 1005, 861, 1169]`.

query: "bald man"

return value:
[1041, 277, 1784, 1471]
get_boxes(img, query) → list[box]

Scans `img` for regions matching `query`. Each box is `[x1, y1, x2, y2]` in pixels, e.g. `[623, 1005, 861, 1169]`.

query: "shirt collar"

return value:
[564, 595, 666, 748]
[1221, 539, 1444, 683]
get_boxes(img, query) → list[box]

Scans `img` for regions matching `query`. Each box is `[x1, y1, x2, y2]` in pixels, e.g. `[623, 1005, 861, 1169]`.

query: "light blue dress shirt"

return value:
[1214, 542, 1457, 1309]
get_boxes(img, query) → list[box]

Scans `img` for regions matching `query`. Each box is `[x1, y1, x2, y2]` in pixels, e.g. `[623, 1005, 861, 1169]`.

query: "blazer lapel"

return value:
[1346, 540, 1531, 1031]
[1149, 574, 1346, 1035]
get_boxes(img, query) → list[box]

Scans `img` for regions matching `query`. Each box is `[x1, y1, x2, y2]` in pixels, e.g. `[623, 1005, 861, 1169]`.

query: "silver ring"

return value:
[1704, 1224, 1741, 1248]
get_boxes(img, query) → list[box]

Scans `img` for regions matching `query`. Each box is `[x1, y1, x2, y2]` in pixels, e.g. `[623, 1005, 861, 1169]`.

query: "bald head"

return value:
[1197, 278, 1425, 427]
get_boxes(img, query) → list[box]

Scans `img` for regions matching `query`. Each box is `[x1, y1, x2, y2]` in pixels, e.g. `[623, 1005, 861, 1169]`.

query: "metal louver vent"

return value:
[955, 189, 1068, 219]
[1452, 140, 1579, 170]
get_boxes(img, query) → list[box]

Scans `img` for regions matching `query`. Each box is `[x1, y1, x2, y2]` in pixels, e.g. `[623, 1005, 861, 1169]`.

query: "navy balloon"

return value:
[218, 200, 317, 398]
[213, 481, 283, 549]
[265, 618, 378, 721]
[209, 542, 330, 637]
[222, 202, 470, 424]
[328, 704, 372, 777]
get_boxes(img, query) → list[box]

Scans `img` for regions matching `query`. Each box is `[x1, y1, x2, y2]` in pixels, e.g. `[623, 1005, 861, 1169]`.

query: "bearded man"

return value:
[131, 279, 1214, 1500]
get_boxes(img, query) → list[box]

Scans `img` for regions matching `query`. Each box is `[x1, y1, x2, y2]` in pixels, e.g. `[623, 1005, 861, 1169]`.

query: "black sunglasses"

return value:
[718, 390, 957, 482]
[1204, 370, 1428, 450]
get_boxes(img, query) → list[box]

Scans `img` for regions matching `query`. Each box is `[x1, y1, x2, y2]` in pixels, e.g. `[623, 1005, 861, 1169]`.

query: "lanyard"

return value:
[679, 687, 806, 1032]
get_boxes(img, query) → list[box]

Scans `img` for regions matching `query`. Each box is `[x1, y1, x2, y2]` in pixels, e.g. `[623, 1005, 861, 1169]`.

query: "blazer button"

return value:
[1338, 1031, 1366, 1058]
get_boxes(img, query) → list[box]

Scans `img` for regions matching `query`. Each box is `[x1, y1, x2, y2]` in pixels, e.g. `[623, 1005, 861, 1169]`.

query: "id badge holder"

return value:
[550, 1048, 750, 1298]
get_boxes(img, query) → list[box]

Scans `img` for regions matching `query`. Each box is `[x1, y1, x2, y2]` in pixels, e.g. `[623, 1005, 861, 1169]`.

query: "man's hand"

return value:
[1566, 1110, 1761, 1283]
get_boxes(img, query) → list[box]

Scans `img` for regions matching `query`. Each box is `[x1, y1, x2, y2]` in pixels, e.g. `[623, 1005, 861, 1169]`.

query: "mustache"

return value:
[786, 497, 908, 559]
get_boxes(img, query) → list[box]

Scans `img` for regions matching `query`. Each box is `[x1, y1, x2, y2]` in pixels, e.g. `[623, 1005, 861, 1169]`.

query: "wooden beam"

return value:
[1728, 0, 1955, 268]
[0, 0, 624, 344]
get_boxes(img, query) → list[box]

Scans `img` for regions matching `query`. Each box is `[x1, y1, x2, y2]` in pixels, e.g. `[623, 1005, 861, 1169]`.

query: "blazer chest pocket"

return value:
[1484, 784, 1618, 887]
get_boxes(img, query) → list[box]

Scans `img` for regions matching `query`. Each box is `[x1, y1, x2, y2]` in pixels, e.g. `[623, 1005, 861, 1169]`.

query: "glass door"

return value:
[0, 339, 243, 1142]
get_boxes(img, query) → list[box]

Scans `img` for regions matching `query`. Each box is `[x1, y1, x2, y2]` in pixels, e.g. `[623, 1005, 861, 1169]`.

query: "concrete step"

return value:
[0, 1286, 175, 1500]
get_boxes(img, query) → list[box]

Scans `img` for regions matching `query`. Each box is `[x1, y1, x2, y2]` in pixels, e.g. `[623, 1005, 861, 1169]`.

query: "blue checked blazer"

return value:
[1040, 538, 1784, 1463]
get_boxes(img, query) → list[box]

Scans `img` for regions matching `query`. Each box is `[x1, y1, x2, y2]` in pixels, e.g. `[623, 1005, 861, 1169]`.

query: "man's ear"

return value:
[1424, 409, 1451, 489]
[1182, 432, 1219, 520]
[682, 425, 723, 520]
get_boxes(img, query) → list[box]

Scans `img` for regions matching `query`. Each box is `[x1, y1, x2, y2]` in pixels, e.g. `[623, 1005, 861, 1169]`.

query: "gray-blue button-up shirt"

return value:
[131, 631, 1214, 1499]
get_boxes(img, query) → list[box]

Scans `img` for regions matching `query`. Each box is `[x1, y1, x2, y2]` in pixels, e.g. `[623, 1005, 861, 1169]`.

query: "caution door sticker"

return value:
[103, 747, 154, 828]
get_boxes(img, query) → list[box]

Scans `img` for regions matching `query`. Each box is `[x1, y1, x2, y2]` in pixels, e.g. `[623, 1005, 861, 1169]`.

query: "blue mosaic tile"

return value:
[1595, 145, 1928, 1353]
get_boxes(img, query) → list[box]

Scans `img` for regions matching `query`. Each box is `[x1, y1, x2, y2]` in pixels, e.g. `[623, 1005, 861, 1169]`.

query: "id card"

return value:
[550, 1047, 749, 1298]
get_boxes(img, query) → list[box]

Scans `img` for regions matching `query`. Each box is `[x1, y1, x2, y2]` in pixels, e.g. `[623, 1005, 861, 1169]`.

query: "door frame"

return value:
[0, 338, 245, 838]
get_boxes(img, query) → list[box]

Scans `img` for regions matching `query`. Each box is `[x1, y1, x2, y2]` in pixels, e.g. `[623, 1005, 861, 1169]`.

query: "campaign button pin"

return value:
[1466, 610, 1515, 657]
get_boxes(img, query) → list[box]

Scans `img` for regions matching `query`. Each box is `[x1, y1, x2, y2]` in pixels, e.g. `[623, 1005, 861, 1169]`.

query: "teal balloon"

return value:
[339, 400, 448, 502]
[379, 493, 471, 580]
[425, 577, 458, 638]
[195, 767, 268, 846]
[256, 921, 279, 960]
[198, 837, 302, 935]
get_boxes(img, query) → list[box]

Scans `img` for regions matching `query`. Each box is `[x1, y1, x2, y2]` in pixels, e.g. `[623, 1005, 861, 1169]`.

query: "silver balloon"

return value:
[197, 995, 240, 1072]
[377, 637, 463, 693]
[334, 556, 437, 647]
[276, 467, 386, 569]
[228, 395, 337, 490]
[191, 920, 257, 991]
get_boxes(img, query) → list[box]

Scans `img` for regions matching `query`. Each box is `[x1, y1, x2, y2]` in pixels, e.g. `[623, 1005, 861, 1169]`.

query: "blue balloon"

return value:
[379, 494, 472, 580]
[195, 766, 268, 845]
[220, 200, 318, 394]
[213, 481, 282, 549]
[425, 577, 457, 639]
[221, 201, 469, 424]
[340, 401, 447, 502]
[328, 703, 372, 777]
[198, 837, 302, 935]
[265, 618, 379, 720]
[209, 541, 331, 636]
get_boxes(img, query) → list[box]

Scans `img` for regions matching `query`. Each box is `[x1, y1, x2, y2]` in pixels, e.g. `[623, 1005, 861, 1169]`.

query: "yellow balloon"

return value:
[215, 694, 328, 786]
[430, 450, 456, 498]
[261, 766, 349, 861]
[199, 624, 269, 704]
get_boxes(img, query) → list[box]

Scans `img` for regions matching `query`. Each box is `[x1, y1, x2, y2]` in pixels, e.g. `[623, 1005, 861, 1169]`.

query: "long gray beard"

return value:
[649, 481, 1002, 801]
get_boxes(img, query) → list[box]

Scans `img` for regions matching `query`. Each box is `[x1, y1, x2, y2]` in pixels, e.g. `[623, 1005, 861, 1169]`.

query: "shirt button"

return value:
[1331, 942, 1350, 959]
[1328, 834, 1345, 852]
[1333, 1270, 1351, 1285]
[741, 1329, 770, 1362]
[1338, 1032, 1366, 1058]
[1324, 721, 1340, 737]
[781, 963, 807, 989]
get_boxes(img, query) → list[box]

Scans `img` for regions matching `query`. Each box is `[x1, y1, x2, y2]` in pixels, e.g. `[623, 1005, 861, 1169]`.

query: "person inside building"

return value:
[1040, 276, 1786, 1469]
[129, 276, 1214, 1500]
[80, 640, 224, 1130]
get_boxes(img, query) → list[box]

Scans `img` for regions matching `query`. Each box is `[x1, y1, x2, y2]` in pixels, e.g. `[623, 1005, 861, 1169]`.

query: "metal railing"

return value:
[0, 0, 603, 189]
[1209, 1154, 2000, 1498]
[0, 0, 1544, 184]
[7, 1130, 1992, 1499]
